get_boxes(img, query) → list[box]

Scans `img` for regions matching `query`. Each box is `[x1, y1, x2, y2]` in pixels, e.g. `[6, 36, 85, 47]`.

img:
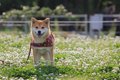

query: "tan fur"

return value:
[31, 18, 54, 66]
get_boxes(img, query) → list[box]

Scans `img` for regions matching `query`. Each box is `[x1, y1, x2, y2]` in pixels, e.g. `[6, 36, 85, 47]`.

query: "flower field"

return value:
[0, 31, 120, 80]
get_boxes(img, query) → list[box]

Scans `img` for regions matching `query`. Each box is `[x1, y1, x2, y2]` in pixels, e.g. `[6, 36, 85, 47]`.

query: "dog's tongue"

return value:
[38, 33, 43, 37]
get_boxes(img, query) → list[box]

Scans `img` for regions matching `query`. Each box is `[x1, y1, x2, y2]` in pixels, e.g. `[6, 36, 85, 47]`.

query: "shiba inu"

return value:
[30, 17, 54, 66]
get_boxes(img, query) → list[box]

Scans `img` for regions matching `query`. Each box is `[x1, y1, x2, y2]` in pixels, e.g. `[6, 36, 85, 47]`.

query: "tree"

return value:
[0, 0, 34, 14]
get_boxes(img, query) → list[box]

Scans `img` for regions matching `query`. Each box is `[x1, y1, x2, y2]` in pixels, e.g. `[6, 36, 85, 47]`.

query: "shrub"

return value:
[2, 5, 71, 20]
[53, 4, 68, 15]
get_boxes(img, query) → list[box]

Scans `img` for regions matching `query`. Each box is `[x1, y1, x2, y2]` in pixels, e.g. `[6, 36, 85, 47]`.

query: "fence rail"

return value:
[1, 20, 120, 23]
[0, 14, 120, 36]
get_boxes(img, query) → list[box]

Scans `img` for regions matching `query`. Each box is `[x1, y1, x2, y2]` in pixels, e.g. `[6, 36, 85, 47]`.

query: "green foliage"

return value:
[114, 43, 120, 48]
[2, 5, 40, 20]
[1, 0, 120, 15]
[53, 5, 68, 15]
[37, 7, 53, 17]
[2, 5, 71, 20]
[0, 31, 120, 80]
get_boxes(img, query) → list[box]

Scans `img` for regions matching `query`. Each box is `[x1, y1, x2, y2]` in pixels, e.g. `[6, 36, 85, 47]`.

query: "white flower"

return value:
[92, 72, 96, 76]
[112, 67, 119, 73]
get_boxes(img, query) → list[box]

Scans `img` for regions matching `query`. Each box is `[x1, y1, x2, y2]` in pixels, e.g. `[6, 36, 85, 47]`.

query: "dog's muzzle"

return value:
[37, 30, 44, 37]
[38, 31, 41, 35]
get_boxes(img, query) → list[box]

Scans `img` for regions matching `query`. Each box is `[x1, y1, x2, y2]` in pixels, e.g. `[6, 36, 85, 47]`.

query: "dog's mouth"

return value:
[37, 33, 44, 37]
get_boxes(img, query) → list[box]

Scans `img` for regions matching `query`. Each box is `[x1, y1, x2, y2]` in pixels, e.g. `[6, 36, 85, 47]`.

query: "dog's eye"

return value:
[35, 26, 38, 29]
[41, 27, 44, 29]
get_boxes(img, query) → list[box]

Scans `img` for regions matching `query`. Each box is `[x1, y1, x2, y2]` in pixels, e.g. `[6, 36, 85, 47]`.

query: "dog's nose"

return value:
[38, 31, 41, 35]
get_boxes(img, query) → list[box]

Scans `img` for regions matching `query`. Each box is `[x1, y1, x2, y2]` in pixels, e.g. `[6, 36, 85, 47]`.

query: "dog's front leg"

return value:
[33, 49, 41, 66]
[43, 52, 51, 65]
[50, 47, 54, 65]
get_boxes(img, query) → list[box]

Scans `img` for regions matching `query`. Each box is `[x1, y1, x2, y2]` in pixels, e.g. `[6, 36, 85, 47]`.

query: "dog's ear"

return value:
[44, 18, 50, 24]
[31, 17, 37, 24]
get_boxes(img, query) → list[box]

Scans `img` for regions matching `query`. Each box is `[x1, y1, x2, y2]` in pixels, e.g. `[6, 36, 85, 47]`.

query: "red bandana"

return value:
[31, 34, 54, 47]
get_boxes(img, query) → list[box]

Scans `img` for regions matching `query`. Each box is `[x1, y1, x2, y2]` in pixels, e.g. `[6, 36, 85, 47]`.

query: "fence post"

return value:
[23, 17, 29, 33]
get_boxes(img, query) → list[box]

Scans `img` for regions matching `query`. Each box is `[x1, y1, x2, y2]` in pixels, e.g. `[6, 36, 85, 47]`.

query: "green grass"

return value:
[0, 31, 120, 80]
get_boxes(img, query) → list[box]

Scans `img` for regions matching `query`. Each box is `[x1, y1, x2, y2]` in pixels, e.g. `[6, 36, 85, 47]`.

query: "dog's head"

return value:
[31, 18, 50, 38]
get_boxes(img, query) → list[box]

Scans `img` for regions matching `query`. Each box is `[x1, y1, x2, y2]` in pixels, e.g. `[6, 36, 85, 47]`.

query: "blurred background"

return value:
[0, 0, 120, 37]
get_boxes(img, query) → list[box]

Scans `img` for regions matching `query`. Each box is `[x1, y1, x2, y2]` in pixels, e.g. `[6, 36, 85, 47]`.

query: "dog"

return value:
[30, 17, 54, 66]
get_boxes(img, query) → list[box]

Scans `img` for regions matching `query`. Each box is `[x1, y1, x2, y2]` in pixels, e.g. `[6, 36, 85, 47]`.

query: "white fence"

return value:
[0, 14, 120, 36]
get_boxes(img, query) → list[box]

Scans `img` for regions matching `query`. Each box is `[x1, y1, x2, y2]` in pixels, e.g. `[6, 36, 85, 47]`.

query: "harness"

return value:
[27, 34, 54, 60]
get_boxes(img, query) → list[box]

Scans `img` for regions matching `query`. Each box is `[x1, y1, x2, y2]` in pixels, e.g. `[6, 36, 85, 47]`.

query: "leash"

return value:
[27, 43, 32, 60]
